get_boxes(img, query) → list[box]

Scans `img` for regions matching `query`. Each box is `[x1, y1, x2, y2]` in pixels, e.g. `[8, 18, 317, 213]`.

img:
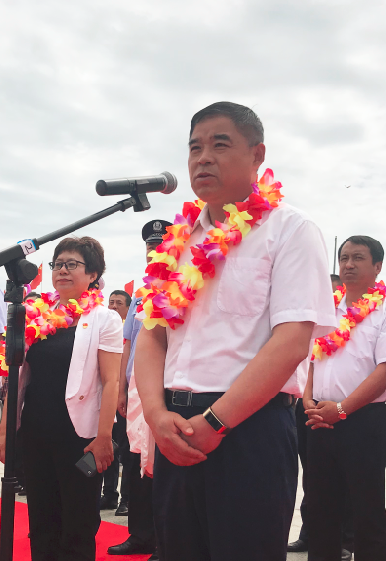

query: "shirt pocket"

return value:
[345, 325, 378, 360]
[217, 257, 271, 317]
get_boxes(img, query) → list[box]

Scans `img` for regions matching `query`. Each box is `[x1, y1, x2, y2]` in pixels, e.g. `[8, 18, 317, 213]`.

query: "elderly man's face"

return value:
[188, 116, 265, 207]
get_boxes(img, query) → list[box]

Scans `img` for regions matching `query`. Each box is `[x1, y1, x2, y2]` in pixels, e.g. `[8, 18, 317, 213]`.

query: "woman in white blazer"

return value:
[0, 236, 123, 561]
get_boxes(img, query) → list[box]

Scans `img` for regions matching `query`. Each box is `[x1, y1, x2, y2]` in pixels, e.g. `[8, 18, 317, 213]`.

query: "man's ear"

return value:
[253, 143, 266, 168]
[375, 261, 383, 276]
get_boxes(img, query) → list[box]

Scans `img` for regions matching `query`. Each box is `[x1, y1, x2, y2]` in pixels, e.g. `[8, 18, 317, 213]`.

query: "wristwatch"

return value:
[337, 402, 347, 420]
[203, 407, 232, 435]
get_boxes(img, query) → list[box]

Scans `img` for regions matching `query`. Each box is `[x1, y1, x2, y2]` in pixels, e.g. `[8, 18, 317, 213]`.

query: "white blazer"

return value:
[18, 305, 123, 438]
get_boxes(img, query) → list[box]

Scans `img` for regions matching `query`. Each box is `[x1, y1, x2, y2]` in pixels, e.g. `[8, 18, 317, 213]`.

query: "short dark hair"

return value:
[110, 290, 131, 307]
[338, 235, 384, 265]
[330, 274, 341, 283]
[52, 236, 106, 288]
[190, 102, 264, 146]
[24, 292, 41, 302]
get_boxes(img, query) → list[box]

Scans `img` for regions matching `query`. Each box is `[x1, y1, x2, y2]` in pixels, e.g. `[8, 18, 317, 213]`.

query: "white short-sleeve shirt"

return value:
[313, 294, 386, 403]
[164, 201, 336, 394]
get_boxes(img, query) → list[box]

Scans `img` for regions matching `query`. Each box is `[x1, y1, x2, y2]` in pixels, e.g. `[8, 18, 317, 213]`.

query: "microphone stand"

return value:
[0, 191, 150, 561]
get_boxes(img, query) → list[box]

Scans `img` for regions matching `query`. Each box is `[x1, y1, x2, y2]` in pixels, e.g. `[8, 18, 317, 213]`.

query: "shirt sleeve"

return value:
[98, 309, 124, 353]
[270, 219, 337, 338]
[123, 298, 137, 341]
[375, 313, 386, 365]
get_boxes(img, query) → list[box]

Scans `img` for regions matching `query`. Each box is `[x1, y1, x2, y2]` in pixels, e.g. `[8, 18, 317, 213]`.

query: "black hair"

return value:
[110, 290, 131, 307]
[338, 236, 384, 265]
[24, 292, 41, 302]
[190, 101, 264, 146]
[52, 236, 106, 289]
[330, 274, 341, 283]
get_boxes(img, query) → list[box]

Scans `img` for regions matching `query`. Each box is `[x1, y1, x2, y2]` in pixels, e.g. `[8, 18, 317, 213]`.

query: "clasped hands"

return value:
[304, 399, 341, 430]
[148, 410, 225, 466]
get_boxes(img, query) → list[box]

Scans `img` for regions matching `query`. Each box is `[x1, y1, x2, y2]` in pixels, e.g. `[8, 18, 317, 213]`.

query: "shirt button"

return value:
[79, 395, 84, 400]
[185, 337, 191, 343]
[175, 371, 184, 379]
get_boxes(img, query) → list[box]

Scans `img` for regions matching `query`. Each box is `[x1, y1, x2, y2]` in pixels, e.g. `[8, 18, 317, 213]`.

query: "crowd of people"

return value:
[0, 101, 385, 561]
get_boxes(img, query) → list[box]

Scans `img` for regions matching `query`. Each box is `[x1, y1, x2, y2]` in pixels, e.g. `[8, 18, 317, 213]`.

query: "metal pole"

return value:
[333, 236, 337, 274]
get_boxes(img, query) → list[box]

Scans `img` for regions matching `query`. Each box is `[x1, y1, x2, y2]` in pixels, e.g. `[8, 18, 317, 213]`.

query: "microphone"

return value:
[96, 171, 177, 197]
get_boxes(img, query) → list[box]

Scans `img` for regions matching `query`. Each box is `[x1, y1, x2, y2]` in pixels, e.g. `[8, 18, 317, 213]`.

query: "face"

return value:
[108, 294, 129, 320]
[339, 242, 382, 288]
[146, 241, 160, 263]
[52, 251, 97, 300]
[188, 116, 265, 206]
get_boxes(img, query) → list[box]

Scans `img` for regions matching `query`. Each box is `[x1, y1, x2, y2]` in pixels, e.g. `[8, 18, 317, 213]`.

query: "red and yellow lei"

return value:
[135, 169, 283, 330]
[0, 289, 103, 375]
[312, 281, 386, 360]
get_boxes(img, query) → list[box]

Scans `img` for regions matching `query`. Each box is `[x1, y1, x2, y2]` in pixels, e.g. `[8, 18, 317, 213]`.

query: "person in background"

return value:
[0, 236, 123, 561]
[24, 292, 41, 302]
[305, 235, 386, 561]
[107, 219, 171, 561]
[288, 274, 354, 561]
[100, 290, 132, 515]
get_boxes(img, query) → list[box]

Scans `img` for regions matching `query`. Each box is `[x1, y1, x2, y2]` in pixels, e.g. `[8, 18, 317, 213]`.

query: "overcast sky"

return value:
[1, 0, 385, 301]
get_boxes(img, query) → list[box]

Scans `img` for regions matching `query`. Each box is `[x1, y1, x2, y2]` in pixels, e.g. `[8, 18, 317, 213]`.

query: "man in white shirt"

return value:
[305, 235, 386, 561]
[135, 101, 336, 561]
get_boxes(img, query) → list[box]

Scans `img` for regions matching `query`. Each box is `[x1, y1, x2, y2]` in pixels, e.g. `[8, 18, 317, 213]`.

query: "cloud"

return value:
[1, 0, 386, 298]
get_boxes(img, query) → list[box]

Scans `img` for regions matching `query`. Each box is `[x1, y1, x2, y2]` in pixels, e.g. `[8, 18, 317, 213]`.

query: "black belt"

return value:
[165, 389, 294, 408]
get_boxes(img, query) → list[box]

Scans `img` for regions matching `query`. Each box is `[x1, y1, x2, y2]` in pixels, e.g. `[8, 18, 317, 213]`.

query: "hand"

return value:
[305, 400, 339, 430]
[0, 431, 5, 464]
[303, 398, 316, 411]
[180, 414, 224, 455]
[147, 409, 207, 467]
[117, 391, 127, 418]
[84, 435, 114, 473]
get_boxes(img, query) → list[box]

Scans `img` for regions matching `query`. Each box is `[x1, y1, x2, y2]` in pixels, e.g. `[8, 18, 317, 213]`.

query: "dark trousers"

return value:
[308, 403, 386, 561]
[127, 452, 155, 548]
[295, 400, 354, 551]
[22, 432, 102, 561]
[102, 413, 130, 502]
[153, 400, 298, 561]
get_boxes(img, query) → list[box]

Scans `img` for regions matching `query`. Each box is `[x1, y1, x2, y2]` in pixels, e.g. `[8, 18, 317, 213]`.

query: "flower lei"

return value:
[136, 169, 283, 330]
[0, 289, 104, 375]
[312, 281, 386, 360]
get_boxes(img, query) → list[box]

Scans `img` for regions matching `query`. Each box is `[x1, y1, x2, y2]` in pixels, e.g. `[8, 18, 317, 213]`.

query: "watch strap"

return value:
[337, 402, 347, 420]
[203, 407, 231, 435]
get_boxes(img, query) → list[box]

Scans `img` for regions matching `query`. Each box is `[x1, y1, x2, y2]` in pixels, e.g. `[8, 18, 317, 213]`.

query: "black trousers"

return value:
[102, 412, 130, 502]
[308, 402, 386, 561]
[153, 400, 298, 561]
[127, 452, 156, 548]
[295, 400, 354, 551]
[22, 432, 102, 561]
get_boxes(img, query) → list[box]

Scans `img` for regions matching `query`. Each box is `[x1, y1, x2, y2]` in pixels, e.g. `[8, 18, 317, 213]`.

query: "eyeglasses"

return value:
[48, 260, 86, 271]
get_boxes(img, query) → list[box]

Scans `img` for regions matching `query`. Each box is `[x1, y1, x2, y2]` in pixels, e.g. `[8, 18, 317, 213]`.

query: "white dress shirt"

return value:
[0, 289, 7, 333]
[313, 294, 386, 403]
[164, 201, 336, 395]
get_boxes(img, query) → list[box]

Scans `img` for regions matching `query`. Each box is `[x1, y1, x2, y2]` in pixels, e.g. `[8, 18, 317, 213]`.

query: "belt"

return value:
[165, 389, 294, 408]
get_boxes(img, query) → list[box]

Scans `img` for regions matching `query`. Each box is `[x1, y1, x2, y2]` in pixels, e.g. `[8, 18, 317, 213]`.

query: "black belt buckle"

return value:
[171, 390, 193, 407]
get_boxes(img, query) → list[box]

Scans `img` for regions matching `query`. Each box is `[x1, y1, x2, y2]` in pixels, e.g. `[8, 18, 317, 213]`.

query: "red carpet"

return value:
[2, 500, 152, 561]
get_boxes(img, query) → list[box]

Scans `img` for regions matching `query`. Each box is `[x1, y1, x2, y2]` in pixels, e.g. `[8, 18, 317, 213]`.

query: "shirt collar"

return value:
[191, 195, 253, 234]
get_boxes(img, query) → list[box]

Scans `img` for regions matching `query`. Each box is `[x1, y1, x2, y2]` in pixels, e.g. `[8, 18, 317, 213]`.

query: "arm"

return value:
[181, 321, 313, 454]
[117, 339, 131, 418]
[303, 362, 317, 410]
[135, 326, 207, 466]
[305, 362, 386, 427]
[84, 349, 121, 473]
[0, 395, 7, 463]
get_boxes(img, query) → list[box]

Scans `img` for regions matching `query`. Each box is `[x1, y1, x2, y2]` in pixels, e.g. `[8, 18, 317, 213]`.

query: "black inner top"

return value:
[21, 326, 78, 440]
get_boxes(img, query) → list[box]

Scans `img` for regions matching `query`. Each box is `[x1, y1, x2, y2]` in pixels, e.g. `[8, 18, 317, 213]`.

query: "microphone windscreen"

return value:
[161, 171, 178, 194]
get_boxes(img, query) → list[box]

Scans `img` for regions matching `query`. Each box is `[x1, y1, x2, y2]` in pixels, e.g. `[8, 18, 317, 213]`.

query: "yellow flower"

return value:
[223, 204, 252, 237]
[363, 291, 384, 307]
[178, 264, 204, 290]
[148, 251, 178, 271]
[312, 344, 323, 360]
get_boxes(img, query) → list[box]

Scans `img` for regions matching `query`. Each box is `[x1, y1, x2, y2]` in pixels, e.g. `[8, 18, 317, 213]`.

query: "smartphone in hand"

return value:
[75, 440, 119, 477]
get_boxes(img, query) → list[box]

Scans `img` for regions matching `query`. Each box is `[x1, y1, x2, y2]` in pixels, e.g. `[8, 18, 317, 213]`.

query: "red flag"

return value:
[125, 280, 134, 297]
[30, 264, 43, 290]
